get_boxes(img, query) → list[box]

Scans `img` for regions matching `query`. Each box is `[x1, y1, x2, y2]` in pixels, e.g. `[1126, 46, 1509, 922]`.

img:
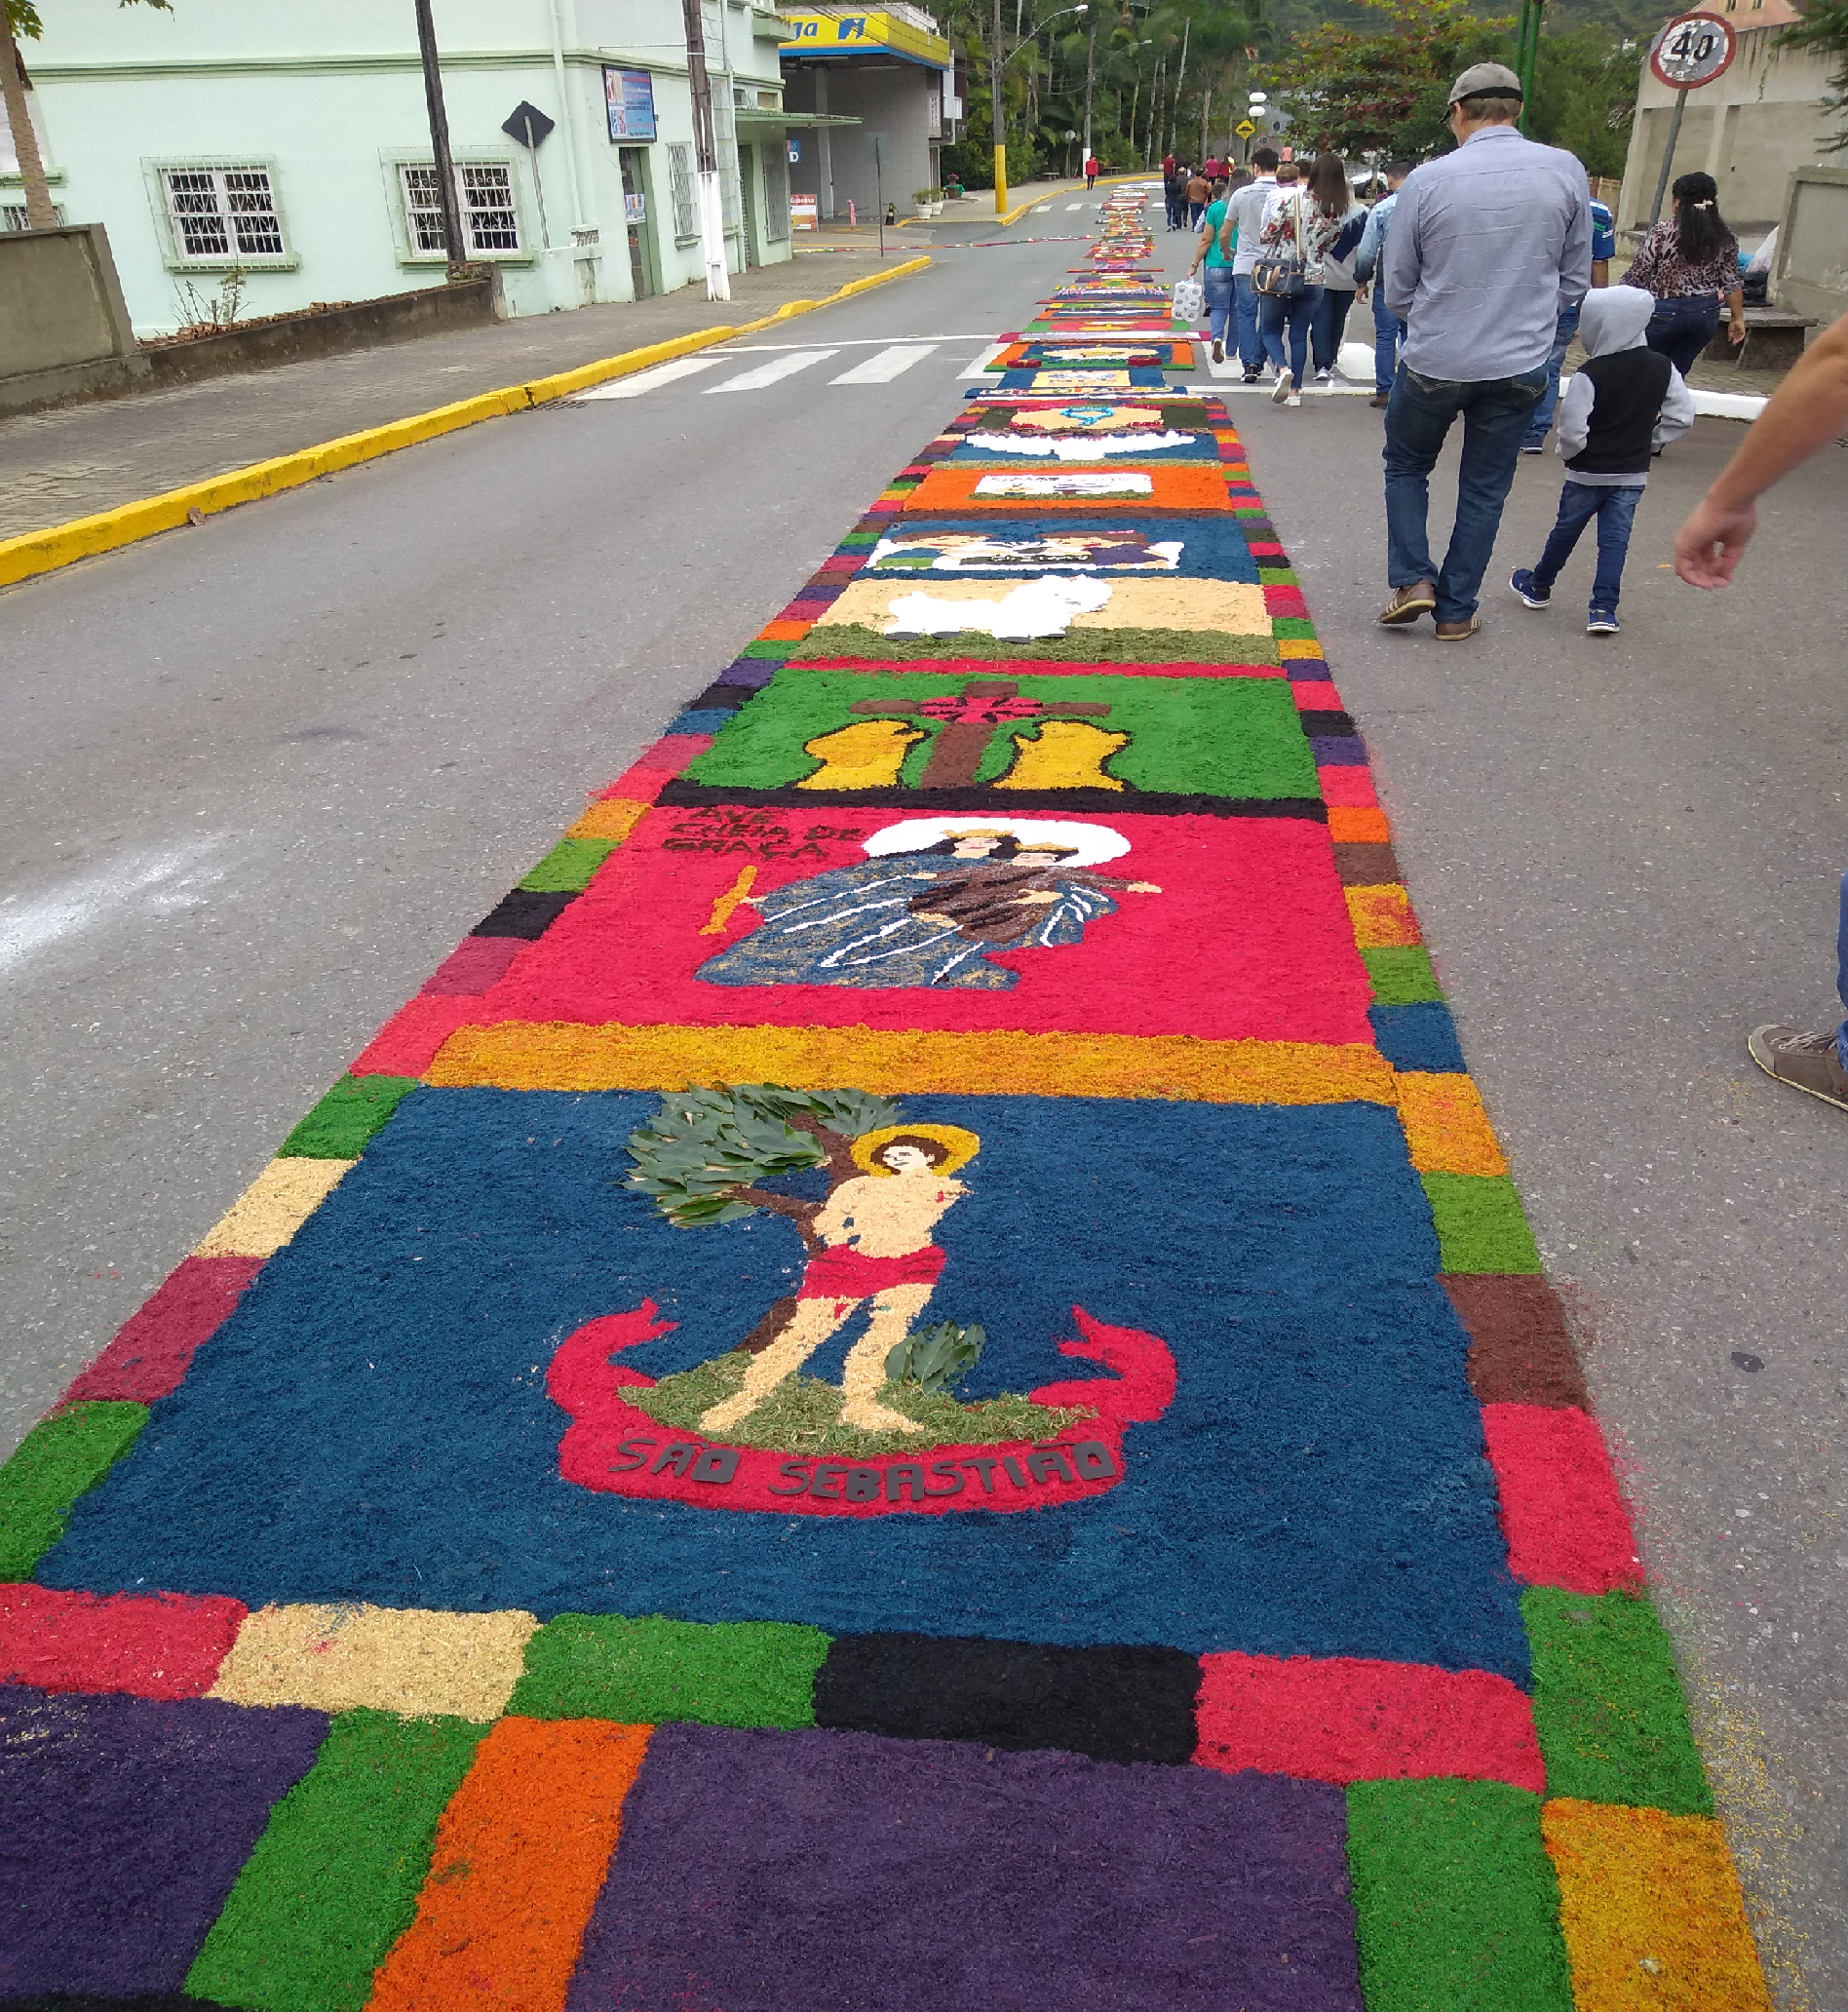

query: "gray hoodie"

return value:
[1556, 285, 1696, 485]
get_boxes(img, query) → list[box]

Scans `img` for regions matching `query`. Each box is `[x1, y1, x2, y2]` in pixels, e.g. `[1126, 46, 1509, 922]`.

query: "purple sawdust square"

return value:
[566, 1723, 1362, 2012]
[0, 1689, 327, 1997]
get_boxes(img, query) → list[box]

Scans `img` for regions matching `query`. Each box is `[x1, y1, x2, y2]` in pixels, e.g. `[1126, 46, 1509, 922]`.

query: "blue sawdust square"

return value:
[43, 1089, 1528, 1680]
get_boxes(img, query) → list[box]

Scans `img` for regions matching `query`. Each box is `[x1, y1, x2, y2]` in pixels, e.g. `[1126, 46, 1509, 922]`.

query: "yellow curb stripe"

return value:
[422, 1021, 1397, 1106]
[0, 257, 933, 593]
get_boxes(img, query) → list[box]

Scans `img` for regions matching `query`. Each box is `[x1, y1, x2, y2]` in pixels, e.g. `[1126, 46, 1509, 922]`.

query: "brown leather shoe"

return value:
[1377, 581, 1436, 626]
[1748, 1025, 1848, 1112]
[1435, 615, 1481, 640]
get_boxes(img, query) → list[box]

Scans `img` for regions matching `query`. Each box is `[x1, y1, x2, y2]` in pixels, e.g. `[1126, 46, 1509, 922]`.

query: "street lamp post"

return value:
[990, 1, 1088, 217]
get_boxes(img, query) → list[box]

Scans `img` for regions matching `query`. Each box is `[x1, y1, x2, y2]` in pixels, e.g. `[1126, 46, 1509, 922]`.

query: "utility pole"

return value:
[413, 0, 470, 275]
[680, 0, 731, 298]
[1082, 17, 1096, 168]
[990, 0, 1007, 215]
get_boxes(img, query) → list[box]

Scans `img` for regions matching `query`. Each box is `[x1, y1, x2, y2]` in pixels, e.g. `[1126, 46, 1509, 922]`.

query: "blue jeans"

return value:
[1529, 479, 1639, 613]
[1383, 362, 1550, 622]
[1523, 303, 1581, 448]
[1203, 264, 1235, 345]
[1371, 289, 1405, 395]
[1258, 285, 1322, 383]
[1310, 287, 1356, 372]
[1646, 294, 1721, 379]
[1837, 872, 1848, 1065]
[1233, 271, 1264, 372]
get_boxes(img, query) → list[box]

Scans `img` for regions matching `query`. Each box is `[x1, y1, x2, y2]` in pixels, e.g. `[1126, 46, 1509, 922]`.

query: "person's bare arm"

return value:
[1724, 285, 1747, 345]
[1189, 213, 1213, 274]
[1674, 309, 1848, 587]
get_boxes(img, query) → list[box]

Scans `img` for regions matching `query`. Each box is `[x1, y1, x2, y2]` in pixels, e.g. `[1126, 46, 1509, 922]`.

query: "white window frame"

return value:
[381, 151, 536, 266]
[666, 141, 700, 245]
[3, 200, 68, 230]
[144, 159, 297, 272]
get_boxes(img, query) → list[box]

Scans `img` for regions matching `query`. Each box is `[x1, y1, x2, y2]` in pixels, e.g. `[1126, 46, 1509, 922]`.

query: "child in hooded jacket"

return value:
[1511, 285, 1697, 635]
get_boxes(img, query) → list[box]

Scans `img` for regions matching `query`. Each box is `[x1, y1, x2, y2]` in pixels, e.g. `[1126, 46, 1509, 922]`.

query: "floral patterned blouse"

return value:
[1626, 221, 1741, 301]
[1255, 187, 1350, 283]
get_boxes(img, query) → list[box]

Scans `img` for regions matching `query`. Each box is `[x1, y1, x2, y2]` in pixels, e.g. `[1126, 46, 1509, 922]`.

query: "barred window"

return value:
[760, 144, 789, 244]
[3, 202, 67, 230]
[399, 161, 522, 256]
[667, 141, 699, 243]
[161, 165, 286, 260]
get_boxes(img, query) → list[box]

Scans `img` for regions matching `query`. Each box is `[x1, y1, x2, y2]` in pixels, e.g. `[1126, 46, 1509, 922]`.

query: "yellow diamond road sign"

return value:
[1235, 119, 1257, 137]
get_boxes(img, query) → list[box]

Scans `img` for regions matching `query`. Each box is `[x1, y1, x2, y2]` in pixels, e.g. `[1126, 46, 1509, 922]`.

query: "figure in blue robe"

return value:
[695, 833, 1156, 990]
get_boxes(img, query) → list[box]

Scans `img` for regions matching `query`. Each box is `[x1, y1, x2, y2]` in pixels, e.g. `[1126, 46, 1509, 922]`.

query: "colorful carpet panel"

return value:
[0, 186, 1771, 2011]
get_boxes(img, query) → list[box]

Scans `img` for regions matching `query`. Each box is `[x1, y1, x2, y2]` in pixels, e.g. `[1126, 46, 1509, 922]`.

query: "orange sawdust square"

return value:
[1542, 1799, 1772, 2012]
[369, 1717, 653, 2012]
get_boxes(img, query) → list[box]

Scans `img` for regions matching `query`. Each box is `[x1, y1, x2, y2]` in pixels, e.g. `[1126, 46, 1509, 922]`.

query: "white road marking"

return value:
[1064, 202, 1086, 211]
[573, 356, 726, 399]
[0, 841, 224, 972]
[706, 349, 839, 392]
[959, 342, 1009, 378]
[712, 334, 999, 351]
[830, 343, 938, 384]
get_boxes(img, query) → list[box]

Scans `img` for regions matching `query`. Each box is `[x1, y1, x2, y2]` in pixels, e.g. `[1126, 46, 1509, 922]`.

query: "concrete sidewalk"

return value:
[0, 242, 929, 543]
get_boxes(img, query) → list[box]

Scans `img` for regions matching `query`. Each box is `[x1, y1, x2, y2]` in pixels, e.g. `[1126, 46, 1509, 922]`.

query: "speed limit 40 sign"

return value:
[1650, 11, 1736, 89]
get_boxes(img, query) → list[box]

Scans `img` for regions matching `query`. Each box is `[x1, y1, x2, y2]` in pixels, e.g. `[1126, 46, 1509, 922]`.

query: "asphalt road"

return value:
[2, 190, 1839, 2007]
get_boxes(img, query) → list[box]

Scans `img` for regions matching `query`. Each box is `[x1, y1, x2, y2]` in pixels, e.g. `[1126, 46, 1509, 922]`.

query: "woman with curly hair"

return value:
[1626, 171, 1747, 378]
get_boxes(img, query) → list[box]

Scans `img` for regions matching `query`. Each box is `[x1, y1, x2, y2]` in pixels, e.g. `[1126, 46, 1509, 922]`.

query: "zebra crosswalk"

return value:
[572, 339, 1001, 404]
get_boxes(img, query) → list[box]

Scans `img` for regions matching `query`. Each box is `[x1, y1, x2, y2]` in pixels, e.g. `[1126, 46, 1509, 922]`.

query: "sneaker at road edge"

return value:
[1212, 338, 1224, 364]
[1511, 568, 1551, 609]
[1586, 609, 1621, 635]
[1272, 369, 1294, 405]
[1748, 1025, 1848, 1113]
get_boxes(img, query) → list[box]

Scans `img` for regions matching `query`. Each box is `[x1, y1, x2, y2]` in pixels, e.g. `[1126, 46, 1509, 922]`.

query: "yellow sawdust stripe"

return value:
[192, 1157, 355, 1258]
[424, 1022, 1396, 1105]
[1543, 1799, 1772, 2011]
[0, 259, 931, 592]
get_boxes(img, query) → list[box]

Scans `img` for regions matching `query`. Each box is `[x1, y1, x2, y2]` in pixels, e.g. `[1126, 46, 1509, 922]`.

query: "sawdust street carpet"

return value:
[0, 191, 1773, 2011]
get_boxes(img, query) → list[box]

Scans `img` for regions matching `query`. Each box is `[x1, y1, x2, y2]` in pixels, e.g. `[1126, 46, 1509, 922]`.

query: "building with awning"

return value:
[778, 6, 952, 220]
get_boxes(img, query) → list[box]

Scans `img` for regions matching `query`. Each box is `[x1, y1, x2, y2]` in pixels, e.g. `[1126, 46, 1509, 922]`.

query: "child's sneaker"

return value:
[1510, 568, 1550, 609]
[1586, 608, 1620, 635]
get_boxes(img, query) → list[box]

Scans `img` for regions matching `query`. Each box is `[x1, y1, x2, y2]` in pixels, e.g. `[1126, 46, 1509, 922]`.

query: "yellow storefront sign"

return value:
[780, 10, 952, 66]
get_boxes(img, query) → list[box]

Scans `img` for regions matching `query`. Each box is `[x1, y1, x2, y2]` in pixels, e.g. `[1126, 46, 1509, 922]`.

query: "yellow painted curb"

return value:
[0, 254, 934, 593]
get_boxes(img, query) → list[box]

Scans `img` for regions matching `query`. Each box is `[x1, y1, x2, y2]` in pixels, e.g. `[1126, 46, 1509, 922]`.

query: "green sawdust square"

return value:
[0, 1401, 147, 1579]
[520, 835, 619, 893]
[1523, 1588, 1713, 1814]
[1363, 947, 1444, 1004]
[187, 1710, 485, 2012]
[277, 1074, 418, 1160]
[508, 1611, 829, 1727]
[1421, 1174, 1542, 1274]
[683, 666, 1318, 798]
[791, 622, 1281, 667]
[1346, 1779, 1573, 2012]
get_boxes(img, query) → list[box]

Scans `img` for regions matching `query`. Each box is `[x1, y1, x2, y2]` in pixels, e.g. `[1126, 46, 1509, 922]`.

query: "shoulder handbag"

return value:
[1252, 190, 1309, 299]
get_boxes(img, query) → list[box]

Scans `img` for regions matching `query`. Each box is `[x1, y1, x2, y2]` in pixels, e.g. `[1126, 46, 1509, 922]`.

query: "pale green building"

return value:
[3, 0, 803, 333]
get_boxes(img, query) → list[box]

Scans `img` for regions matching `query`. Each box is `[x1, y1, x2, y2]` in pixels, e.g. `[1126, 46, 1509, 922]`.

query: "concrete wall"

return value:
[0, 221, 135, 375]
[16, 0, 789, 332]
[1617, 20, 1841, 236]
[1774, 165, 1848, 324]
[784, 60, 938, 216]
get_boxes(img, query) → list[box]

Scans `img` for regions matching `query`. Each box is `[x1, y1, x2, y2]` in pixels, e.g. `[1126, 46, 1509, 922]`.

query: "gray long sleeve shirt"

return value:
[1382, 126, 1593, 383]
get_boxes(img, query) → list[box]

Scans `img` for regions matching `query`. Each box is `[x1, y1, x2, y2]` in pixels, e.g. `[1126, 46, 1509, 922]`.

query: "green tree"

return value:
[3, 0, 171, 228]
[1778, 0, 1848, 151]
[1523, 23, 1639, 178]
[1254, 0, 1509, 159]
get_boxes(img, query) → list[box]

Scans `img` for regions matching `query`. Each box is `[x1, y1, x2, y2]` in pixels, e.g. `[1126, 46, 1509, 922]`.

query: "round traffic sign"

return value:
[1650, 12, 1735, 89]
